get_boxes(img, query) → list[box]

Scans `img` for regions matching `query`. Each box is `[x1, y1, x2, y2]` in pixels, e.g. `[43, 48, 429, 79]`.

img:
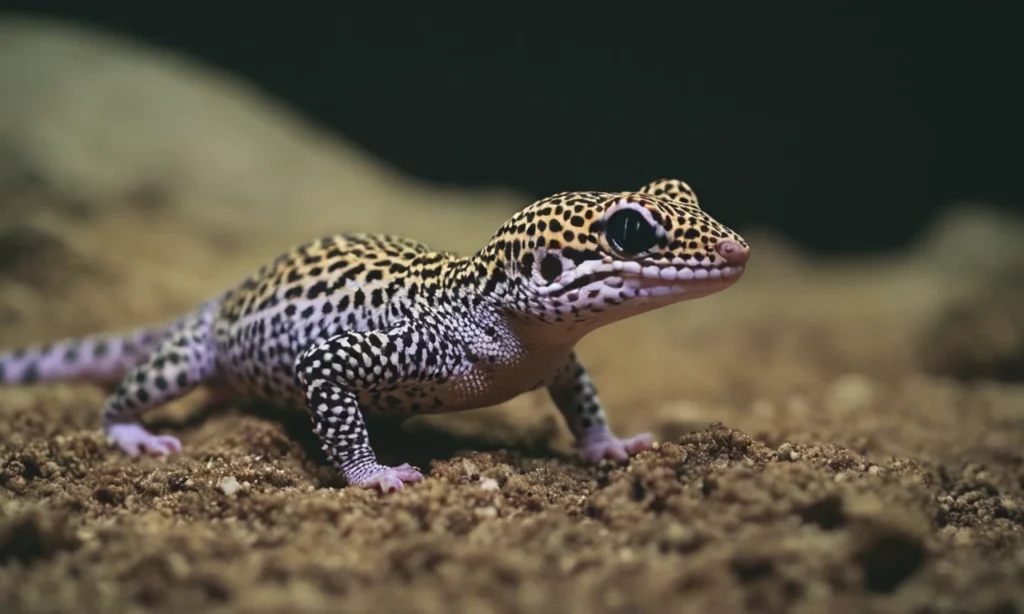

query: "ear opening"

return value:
[638, 179, 699, 208]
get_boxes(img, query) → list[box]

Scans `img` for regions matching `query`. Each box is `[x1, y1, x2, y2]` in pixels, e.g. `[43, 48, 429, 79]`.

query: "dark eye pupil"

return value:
[605, 209, 658, 255]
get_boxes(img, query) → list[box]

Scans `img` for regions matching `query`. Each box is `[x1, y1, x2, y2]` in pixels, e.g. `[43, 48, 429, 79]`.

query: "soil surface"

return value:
[1, 15, 1024, 614]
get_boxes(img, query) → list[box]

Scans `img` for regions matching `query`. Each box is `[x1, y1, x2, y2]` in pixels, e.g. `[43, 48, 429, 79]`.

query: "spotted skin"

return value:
[0, 179, 749, 493]
[545, 351, 652, 463]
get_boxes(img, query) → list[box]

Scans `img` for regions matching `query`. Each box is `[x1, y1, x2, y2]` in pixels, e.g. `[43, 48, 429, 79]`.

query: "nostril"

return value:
[716, 240, 748, 264]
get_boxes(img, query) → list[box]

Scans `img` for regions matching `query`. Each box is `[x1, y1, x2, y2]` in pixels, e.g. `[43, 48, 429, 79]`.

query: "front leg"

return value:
[547, 351, 654, 463]
[294, 322, 446, 493]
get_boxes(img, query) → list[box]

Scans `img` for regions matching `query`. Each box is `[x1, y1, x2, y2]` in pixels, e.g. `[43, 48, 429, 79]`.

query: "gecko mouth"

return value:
[539, 258, 745, 300]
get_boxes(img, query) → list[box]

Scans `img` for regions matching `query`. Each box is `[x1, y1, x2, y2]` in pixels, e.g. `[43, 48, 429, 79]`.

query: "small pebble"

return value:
[217, 476, 240, 495]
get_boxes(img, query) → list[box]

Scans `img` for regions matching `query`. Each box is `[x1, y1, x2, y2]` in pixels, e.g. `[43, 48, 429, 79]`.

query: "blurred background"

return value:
[1, 2, 1020, 253]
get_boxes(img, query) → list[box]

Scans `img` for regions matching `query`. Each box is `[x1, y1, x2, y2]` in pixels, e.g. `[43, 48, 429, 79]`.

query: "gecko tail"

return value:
[0, 299, 225, 387]
[0, 326, 172, 386]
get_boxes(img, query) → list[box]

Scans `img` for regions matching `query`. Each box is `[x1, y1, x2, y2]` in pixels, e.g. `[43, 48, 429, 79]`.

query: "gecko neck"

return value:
[438, 248, 599, 348]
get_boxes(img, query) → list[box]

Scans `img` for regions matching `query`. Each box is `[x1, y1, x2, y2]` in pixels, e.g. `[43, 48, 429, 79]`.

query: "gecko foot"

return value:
[579, 431, 654, 464]
[350, 463, 425, 493]
[107, 423, 182, 457]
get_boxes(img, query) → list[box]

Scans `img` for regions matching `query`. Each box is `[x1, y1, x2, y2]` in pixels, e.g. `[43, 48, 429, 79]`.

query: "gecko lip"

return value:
[539, 259, 745, 298]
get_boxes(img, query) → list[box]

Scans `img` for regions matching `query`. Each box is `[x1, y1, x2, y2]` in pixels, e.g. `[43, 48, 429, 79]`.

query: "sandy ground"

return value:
[1, 15, 1024, 614]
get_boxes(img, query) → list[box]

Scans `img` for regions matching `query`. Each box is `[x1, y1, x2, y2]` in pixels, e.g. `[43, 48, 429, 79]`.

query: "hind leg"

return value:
[102, 311, 217, 457]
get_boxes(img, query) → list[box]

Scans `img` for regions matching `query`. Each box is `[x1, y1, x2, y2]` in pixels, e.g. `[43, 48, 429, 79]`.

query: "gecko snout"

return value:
[716, 240, 749, 265]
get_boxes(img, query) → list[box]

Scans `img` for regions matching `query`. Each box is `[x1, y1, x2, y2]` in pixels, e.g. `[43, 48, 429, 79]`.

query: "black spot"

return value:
[322, 302, 334, 314]
[21, 363, 39, 384]
[370, 288, 384, 308]
[366, 269, 383, 282]
[540, 254, 562, 283]
[63, 347, 79, 362]
[482, 267, 507, 296]
[684, 227, 700, 239]
[561, 247, 602, 265]
[154, 376, 169, 391]
[570, 215, 585, 227]
[300, 306, 316, 319]
[176, 372, 188, 388]
[520, 252, 535, 275]
[284, 286, 303, 300]
[605, 208, 658, 256]
[549, 219, 563, 232]
[92, 341, 109, 358]
[136, 389, 150, 404]
[354, 290, 366, 307]
[327, 259, 349, 273]
[305, 280, 329, 300]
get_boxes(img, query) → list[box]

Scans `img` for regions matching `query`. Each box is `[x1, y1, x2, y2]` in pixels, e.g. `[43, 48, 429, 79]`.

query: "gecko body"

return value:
[0, 179, 749, 492]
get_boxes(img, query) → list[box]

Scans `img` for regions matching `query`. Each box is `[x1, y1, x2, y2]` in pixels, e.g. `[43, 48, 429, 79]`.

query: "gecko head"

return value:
[485, 179, 749, 327]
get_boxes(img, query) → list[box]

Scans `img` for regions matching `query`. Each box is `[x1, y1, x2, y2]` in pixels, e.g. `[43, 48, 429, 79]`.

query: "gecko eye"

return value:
[605, 208, 658, 256]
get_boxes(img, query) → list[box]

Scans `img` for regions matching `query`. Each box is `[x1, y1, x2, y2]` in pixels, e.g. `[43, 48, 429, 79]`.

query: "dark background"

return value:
[2, 3, 1021, 252]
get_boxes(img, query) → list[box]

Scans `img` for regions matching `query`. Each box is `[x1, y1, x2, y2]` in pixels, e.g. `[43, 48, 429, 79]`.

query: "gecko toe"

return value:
[107, 423, 182, 458]
[580, 431, 655, 464]
[144, 435, 183, 455]
[623, 432, 654, 455]
[377, 475, 405, 493]
[353, 464, 425, 493]
[391, 463, 426, 482]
